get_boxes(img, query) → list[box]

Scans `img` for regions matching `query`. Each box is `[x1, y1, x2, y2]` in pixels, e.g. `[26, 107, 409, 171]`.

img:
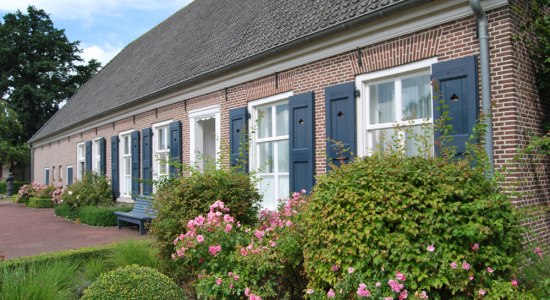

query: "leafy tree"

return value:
[0, 100, 29, 171]
[0, 6, 101, 142]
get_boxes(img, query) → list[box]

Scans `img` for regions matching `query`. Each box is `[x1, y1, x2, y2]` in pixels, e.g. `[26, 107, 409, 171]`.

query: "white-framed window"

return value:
[153, 120, 173, 182]
[66, 165, 73, 186]
[76, 142, 85, 180]
[249, 91, 292, 210]
[45, 168, 50, 185]
[189, 105, 220, 171]
[356, 58, 437, 157]
[92, 138, 102, 173]
[119, 130, 134, 198]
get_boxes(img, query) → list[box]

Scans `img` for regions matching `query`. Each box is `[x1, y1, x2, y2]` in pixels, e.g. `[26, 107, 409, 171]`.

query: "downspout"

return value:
[470, 0, 495, 172]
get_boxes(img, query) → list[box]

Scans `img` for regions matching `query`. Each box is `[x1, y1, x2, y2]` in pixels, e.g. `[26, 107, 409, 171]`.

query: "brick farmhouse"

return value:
[28, 0, 549, 244]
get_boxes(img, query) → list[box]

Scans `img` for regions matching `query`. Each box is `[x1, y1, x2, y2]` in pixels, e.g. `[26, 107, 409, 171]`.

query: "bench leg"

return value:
[139, 221, 145, 235]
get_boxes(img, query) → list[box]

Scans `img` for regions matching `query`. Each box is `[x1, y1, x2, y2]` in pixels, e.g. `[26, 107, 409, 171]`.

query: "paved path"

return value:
[0, 199, 142, 259]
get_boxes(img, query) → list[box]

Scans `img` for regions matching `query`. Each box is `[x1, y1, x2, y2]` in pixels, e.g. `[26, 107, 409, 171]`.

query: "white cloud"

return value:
[0, 0, 192, 24]
[80, 43, 122, 65]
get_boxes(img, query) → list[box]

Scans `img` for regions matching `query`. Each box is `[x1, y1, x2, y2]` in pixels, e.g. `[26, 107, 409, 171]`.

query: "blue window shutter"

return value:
[169, 121, 182, 178]
[229, 107, 249, 172]
[325, 81, 356, 167]
[67, 168, 73, 186]
[289, 92, 315, 194]
[131, 131, 140, 198]
[99, 137, 106, 176]
[85, 141, 92, 172]
[45, 169, 49, 185]
[431, 55, 479, 156]
[111, 135, 120, 198]
[142, 128, 153, 195]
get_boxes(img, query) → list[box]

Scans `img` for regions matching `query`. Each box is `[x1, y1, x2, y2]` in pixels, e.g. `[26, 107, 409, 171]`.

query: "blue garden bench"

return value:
[114, 195, 156, 235]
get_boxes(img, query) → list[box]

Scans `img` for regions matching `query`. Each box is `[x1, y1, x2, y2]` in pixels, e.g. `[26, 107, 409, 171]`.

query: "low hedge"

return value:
[55, 204, 132, 226]
[79, 206, 132, 226]
[27, 197, 53, 208]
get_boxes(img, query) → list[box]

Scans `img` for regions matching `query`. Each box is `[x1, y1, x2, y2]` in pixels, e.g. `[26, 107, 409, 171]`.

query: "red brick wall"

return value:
[32, 4, 549, 245]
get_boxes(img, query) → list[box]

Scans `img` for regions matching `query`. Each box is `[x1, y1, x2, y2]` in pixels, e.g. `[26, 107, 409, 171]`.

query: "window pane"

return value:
[369, 81, 395, 124]
[158, 128, 166, 150]
[259, 175, 275, 210]
[277, 140, 289, 173]
[276, 103, 289, 136]
[370, 127, 400, 153]
[405, 124, 433, 156]
[124, 136, 130, 155]
[402, 75, 431, 120]
[257, 106, 272, 138]
[158, 153, 168, 175]
[125, 176, 131, 194]
[278, 175, 289, 200]
[124, 157, 131, 176]
[258, 142, 274, 173]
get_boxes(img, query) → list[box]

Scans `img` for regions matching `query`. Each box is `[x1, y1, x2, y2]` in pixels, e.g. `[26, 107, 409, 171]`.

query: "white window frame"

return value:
[44, 168, 50, 185]
[248, 91, 293, 210]
[66, 165, 73, 186]
[92, 138, 103, 174]
[118, 129, 135, 199]
[152, 120, 174, 183]
[189, 105, 221, 170]
[355, 58, 437, 157]
[76, 142, 85, 180]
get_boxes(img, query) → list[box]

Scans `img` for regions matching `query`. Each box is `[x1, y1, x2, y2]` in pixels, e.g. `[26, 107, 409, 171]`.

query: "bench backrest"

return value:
[132, 196, 156, 217]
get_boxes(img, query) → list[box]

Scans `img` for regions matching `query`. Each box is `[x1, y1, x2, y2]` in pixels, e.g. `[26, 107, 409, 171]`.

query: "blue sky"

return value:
[0, 0, 193, 65]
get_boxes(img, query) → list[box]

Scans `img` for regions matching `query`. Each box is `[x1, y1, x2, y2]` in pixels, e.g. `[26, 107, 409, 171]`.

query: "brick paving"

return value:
[0, 199, 142, 259]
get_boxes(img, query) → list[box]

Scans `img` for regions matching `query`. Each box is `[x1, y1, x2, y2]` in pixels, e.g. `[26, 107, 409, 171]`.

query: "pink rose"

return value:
[196, 235, 204, 243]
[208, 245, 221, 256]
[534, 247, 543, 259]
[306, 289, 314, 294]
[450, 262, 458, 269]
[486, 267, 493, 273]
[419, 291, 429, 299]
[356, 283, 371, 297]
[426, 244, 435, 252]
[216, 278, 222, 285]
[462, 262, 471, 270]
[348, 267, 355, 274]
[375, 282, 381, 287]
[396, 271, 406, 281]
[511, 279, 518, 286]
[245, 287, 250, 296]
[327, 289, 336, 298]
[472, 243, 479, 251]
[469, 275, 474, 281]
[399, 289, 408, 300]
[225, 223, 233, 233]
[479, 289, 486, 296]
[331, 265, 340, 272]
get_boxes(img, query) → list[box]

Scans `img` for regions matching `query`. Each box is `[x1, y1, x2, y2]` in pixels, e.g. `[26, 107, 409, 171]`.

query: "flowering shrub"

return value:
[15, 182, 56, 203]
[61, 173, 113, 208]
[151, 166, 261, 258]
[301, 153, 525, 298]
[173, 193, 308, 299]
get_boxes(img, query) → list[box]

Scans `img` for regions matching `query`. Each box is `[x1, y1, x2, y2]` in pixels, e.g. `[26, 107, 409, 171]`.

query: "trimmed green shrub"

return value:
[301, 153, 523, 298]
[54, 203, 79, 220]
[0, 181, 5, 194]
[81, 264, 185, 300]
[61, 173, 113, 207]
[78, 205, 132, 226]
[27, 197, 53, 208]
[54, 204, 132, 226]
[150, 166, 261, 257]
